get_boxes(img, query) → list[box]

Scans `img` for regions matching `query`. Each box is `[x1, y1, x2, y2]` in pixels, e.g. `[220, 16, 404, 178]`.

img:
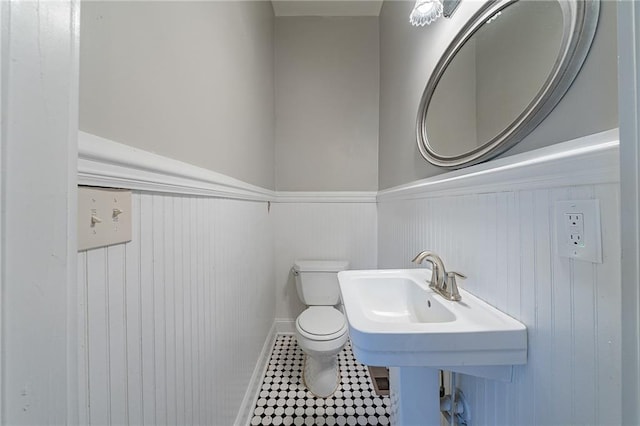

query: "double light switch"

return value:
[78, 186, 132, 251]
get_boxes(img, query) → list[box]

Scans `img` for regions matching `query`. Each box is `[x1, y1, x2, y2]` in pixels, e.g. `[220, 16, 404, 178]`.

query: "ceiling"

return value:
[271, 0, 384, 17]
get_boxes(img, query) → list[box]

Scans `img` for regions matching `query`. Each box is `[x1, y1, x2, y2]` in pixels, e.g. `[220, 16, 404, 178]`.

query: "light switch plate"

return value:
[78, 186, 132, 251]
[555, 199, 602, 263]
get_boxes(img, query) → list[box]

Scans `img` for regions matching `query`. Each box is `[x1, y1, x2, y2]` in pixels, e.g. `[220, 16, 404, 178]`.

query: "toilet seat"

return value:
[296, 307, 347, 341]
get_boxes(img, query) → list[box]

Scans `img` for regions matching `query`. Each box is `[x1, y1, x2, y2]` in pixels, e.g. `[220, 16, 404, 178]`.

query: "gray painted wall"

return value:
[80, 1, 276, 189]
[275, 17, 379, 191]
[379, 0, 618, 189]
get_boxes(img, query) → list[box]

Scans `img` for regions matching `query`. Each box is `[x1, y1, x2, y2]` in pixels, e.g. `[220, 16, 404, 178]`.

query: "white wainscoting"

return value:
[77, 193, 275, 426]
[76, 132, 377, 425]
[377, 130, 621, 425]
[273, 199, 378, 321]
[77, 129, 621, 426]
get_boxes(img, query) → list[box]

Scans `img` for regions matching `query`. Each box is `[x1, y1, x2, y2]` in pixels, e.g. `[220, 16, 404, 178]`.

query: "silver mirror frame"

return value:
[416, 0, 600, 169]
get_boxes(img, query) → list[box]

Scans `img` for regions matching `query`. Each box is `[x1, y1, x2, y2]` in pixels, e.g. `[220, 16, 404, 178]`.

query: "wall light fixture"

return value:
[410, 0, 460, 26]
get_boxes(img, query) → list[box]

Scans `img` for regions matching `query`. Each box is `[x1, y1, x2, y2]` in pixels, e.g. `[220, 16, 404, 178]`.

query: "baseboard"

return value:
[275, 319, 296, 334]
[234, 322, 298, 426]
[234, 324, 277, 426]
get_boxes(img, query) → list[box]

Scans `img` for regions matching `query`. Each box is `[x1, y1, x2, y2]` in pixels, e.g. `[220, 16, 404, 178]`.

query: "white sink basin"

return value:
[338, 269, 527, 368]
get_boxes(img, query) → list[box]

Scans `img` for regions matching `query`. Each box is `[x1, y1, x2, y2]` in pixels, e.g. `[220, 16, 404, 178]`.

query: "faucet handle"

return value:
[448, 271, 466, 280]
[445, 271, 466, 301]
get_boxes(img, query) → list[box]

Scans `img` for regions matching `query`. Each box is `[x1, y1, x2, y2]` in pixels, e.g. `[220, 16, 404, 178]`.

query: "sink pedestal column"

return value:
[388, 367, 441, 425]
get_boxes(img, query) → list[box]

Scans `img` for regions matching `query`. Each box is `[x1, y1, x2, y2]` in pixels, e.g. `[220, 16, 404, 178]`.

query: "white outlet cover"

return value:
[555, 199, 602, 263]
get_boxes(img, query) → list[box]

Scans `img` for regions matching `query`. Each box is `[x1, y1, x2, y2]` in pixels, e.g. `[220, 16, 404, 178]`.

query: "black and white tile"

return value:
[250, 335, 391, 426]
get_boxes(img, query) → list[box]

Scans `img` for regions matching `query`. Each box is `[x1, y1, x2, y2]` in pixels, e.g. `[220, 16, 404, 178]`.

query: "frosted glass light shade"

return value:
[409, 0, 444, 26]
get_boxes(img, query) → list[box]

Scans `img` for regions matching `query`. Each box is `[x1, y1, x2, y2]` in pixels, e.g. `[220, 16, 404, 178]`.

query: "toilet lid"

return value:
[297, 306, 346, 336]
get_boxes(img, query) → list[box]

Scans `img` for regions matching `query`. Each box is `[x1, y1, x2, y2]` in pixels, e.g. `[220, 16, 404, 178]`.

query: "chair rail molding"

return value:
[275, 192, 377, 203]
[78, 131, 276, 201]
[378, 129, 620, 202]
[80, 130, 619, 205]
[78, 132, 377, 203]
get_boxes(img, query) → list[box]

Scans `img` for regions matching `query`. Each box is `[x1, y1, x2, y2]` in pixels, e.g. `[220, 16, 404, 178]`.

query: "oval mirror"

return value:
[416, 0, 600, 168]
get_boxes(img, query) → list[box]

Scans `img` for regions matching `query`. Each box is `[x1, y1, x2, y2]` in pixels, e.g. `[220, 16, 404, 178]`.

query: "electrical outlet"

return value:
[566, 213, 583, 227]
[565, 213, 584, 247]
[555, 200, 602, 263]
[568, 232, 583, 246]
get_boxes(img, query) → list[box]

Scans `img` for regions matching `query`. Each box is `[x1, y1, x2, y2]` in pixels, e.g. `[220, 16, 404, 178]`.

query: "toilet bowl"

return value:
[296, 306, 349, 397]
[293, 260, 349, 397]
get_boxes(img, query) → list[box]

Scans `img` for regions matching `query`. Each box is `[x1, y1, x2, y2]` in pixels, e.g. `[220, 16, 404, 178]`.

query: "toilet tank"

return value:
[293, 260, 349, 306]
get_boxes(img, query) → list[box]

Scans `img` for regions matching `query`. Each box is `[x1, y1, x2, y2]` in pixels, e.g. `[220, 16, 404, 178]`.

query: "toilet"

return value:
[293, 259, 349, 397]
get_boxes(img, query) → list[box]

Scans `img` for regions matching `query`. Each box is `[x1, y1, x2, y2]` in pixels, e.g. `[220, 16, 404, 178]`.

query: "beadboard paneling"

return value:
[273, 202, 378, 320]
[378, 182, 621, 426]
[78, 193, 274, 426]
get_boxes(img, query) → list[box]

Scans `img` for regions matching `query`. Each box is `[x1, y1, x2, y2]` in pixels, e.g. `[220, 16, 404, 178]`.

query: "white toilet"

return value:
[293, 259, 349, 397]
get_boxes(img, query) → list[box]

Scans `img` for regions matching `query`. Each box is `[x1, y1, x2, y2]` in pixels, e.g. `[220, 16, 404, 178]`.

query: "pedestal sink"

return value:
[338, 269, 527, 425]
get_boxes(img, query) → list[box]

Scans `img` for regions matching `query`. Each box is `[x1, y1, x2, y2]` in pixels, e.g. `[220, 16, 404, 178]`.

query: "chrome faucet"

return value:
[411, 251, 465, 302]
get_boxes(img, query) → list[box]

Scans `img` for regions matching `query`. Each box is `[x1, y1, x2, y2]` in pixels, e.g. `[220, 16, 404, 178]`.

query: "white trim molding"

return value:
[234, 325, 277, 426]
[2, 2, 80, 424]
[80, 129, 620, 204]
[78, 131, 276, 201]
[617, 2, 640, 424]
[274, 319, 296, 334]
[275, 191, 377, 203]
[79, 132, 377, 204]
[378, 129, 620, 202]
